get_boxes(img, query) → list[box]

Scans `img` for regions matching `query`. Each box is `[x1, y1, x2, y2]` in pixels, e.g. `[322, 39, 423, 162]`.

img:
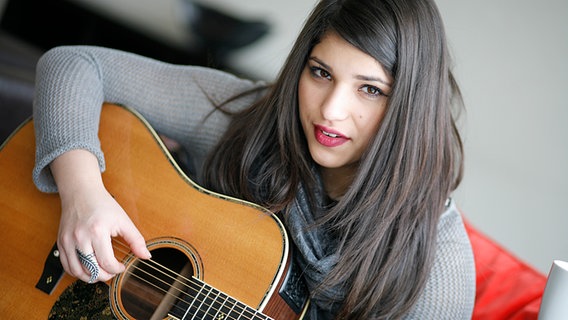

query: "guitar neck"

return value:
[168, 276, 272, 320]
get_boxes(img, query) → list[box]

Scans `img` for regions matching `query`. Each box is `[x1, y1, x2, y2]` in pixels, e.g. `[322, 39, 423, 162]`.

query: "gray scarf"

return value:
[286, 180, 344, 318]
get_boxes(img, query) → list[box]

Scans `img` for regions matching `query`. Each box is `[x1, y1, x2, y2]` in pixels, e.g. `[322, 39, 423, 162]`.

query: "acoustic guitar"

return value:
[0, 103, 309, 319]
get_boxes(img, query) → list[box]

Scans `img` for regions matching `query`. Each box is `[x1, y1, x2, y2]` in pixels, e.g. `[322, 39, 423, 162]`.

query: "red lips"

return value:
[314, 125, 349, 147]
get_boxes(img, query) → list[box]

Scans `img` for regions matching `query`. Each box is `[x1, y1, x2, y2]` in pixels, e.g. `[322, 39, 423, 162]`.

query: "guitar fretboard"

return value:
[169, 276, 273, 320]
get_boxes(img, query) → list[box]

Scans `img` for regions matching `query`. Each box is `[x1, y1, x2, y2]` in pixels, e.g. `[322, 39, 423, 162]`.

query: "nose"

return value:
[321, 84, 350, 121]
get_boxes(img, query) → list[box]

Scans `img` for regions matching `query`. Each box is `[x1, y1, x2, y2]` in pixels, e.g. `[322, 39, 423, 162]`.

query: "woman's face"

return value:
[299, 32, 393, 174]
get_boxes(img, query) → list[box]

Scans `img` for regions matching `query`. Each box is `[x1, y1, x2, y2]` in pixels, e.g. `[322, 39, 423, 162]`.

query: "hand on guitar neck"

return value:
[50, 149, 151, 283]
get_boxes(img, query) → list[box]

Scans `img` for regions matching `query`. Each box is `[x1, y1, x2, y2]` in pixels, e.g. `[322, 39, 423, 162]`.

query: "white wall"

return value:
[437, 0, 568, 273]
[50, 0, 568, 274]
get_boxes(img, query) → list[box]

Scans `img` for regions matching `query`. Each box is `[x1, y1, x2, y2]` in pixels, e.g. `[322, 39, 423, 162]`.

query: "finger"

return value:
[56, 242, 70, 275]
[58, 243, 93, 283]
[75, 247, 101, 283]
[59, 239, 91, 282]
[120, 222, 151, 260]
[91, 236, 125, 275]
[75, 247, 118, 283]
[95, 269, 117, 282]
[70, 250, 97, 283]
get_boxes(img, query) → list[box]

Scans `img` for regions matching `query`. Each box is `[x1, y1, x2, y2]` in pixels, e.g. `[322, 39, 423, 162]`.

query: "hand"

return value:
[51, 150, 151, 283]
[57, 186, 151, 283]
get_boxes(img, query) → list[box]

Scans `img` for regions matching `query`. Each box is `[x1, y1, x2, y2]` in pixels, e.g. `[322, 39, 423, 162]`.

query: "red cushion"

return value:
[463, 219, 547, 320]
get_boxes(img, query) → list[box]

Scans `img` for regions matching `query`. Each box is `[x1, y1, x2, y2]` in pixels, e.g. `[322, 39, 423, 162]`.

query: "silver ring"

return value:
[76, 248, 100, 283]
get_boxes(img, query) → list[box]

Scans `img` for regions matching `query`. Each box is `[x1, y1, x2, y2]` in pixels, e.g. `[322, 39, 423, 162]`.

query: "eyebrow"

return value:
[309, 57, 392, 87]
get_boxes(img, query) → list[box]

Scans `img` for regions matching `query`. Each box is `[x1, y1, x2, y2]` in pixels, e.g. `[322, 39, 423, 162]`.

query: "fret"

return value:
[219, 293, 272, 320]
[170, 277, 273, 320]
[205, 284, 246, 320]
[202, 288, 224, 319]
[190, 284, 214, 319]
[181, 280, 205, 318]
[209, 291, 229, 320]
[215, 295, 234, 320]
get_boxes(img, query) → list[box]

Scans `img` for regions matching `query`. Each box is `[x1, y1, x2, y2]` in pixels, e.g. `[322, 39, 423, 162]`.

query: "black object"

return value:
[0, 0, 270, 67]
[36, 243, 65, 295]
[0, 0, 211, 66]
[0, 0, 270, 142]
[190, 2, 270, 57]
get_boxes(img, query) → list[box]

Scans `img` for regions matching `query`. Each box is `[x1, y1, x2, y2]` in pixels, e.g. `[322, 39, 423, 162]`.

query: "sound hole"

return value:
[120, 247, 194, 319]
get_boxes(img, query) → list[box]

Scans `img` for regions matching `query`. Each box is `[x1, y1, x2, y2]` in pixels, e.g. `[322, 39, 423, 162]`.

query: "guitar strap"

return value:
[36, 242, 65, 294]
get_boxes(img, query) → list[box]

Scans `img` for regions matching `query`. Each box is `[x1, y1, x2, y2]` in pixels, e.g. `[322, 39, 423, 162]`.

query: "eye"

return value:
[309, 66, 332, 80]
[360, 85, 388, 98]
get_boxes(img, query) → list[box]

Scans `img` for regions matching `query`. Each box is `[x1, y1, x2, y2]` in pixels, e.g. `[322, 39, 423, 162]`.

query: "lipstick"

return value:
[314, 125, 349, 147]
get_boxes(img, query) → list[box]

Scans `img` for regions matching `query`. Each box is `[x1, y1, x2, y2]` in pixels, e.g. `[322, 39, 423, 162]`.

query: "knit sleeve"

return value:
[33, 45, 265, 192]
[402, 200, 476, 319]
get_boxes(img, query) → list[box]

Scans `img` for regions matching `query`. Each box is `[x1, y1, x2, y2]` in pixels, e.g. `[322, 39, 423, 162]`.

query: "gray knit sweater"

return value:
[33, 46, 475, 319]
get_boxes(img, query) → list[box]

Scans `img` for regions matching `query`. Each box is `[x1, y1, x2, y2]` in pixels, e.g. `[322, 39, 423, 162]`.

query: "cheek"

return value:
[297, 76, 311, 133]
[357, 106, 387, 138]
[297, 75, 315, 119]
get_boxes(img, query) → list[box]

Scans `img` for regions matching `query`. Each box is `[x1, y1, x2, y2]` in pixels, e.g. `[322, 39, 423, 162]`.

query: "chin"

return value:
[310, 151, 344, 169]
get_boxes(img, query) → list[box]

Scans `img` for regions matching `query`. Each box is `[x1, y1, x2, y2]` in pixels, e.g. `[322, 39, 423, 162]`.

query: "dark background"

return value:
[0, 0, 231, 143]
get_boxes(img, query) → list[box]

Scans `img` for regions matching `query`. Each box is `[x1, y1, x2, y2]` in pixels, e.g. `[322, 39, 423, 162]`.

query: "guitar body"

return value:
[0, 104, 308, 319]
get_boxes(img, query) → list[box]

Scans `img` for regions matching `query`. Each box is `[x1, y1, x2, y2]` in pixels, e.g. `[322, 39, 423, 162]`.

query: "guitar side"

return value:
[0, 103, 308, 319]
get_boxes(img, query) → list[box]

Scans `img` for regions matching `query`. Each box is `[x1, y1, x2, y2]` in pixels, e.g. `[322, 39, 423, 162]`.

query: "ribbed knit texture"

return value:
[402, 200, 476, 319]
[33, 45, 264, 192]
[33, 46, 475, 318]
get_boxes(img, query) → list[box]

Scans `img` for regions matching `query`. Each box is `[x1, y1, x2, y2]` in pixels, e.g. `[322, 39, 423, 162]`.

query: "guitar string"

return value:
[110, 241, 263, 320]
[111, 240, 270, 320]
[123, 264, 249, 320]
[110, 239, 271, 320]
[111, 239, 262, 320]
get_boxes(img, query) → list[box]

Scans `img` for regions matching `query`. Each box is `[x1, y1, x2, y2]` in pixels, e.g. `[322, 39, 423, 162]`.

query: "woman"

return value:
[33, 0, 475, 318]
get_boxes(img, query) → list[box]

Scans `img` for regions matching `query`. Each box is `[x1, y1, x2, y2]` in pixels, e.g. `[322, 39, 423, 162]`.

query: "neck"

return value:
[320, 164, 357, 201]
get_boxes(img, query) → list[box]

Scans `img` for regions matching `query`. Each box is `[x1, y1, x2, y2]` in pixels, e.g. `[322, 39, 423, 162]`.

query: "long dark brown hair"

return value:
[204, 0, 464, 318]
